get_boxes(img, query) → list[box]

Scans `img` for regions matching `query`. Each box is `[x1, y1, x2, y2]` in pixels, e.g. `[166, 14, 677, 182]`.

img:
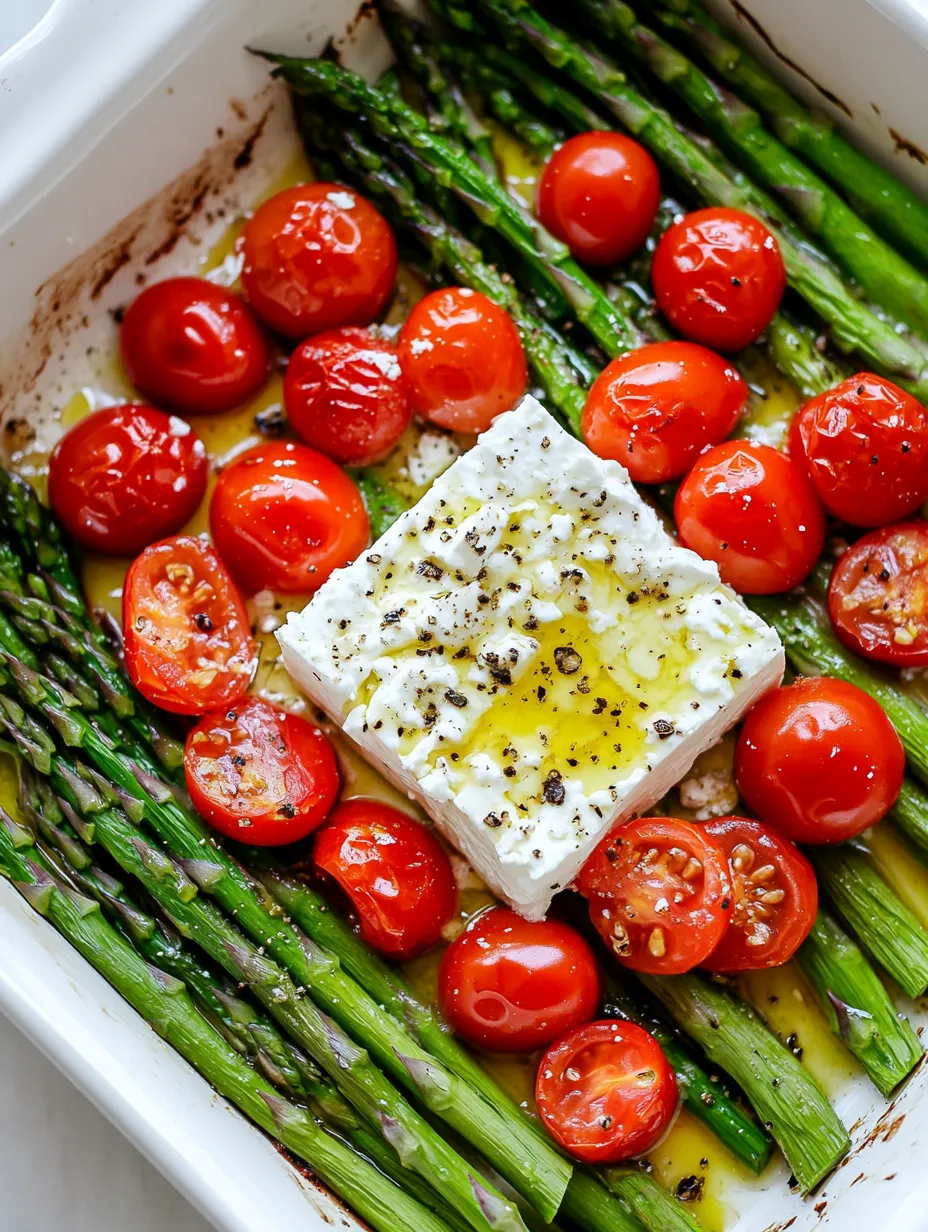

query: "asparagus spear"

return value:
[601, 1170, 699, 1232]
[573, 0, 928, 338]
[798, 909, 923, 1096]
[637, 971, 849, 1192]
[764, 314, 848, 399]
[453, 49, 567, 157]
[0, 809, 456, 1232]
[809, 845, 928, 999]
[355, 468, 414, 541]
[890, 778, 928, 860]
[436, 0, 928, 396]
[650, 0, 928, 270]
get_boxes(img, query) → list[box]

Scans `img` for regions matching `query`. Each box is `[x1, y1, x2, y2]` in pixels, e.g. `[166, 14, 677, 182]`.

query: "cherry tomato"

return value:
[652, 207, 786, 350]
[209, 441, 369, 595]
[240, 184, 397, 339]
[123, 534, 256, 715]
[48, 404, 207, 557]
[313, 800, 456, 960]
[536, 131, 661, 267]
[120, 277, 269, 415]
[675, 440, 826, 594]
[283, 326, 411, 466]
[397, 287, 528, 433]
[828, 522, 928, 666]
[702, 817, 817, 972]
[536, 1020, 678, 1163]
[581, 340, 747, 483]
[185, 696, 339, 846]
[790, 373, 928, 527]
[438, 907, 600, 1053]
[576, 817, 732, 975]
[735, 677, 904, 844]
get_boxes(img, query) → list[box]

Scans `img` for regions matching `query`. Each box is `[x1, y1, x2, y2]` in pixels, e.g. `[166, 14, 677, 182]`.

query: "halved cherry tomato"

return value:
[284, 326, 411, 466]
[313, 800, 456, 960]
[675, 440, 826, 594]
[120, 277, 269, 415]
[790, 373, 928, 527]
[209, 441, 369, 595]
[652, 207, 785, 351]
[48, 404, 207, 556]
[576, 817, 732, 975]
[397, 287, 528, 433]
[735, 677, 904, 844]
[123, 534, 256, 715]
[185, 696, 339, 846]
[536, 1020, 678, 1163]
[702, 817, 817, 972]
[581, 340, 747, 484]
[240, 184, 397, 339]
[438, 907, 600, 1053]
[536, 131, 661, 267]
[828, 522, 928, 665]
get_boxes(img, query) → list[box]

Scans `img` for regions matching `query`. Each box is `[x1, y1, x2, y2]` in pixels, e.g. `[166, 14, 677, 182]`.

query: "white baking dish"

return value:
[2, 1, 928, 1229]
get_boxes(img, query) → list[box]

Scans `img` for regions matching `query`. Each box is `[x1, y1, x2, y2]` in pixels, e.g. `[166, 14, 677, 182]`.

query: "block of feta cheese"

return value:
[278, 396, 784, 918]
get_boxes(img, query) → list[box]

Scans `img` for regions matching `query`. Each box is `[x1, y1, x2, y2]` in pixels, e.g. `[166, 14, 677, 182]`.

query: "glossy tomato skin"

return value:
[240, 184, 397, 339]
[313, 800, 456, 960]
[120, 278, 269, 415]
[438, 907, 601, 1053]
[735, 678, 904, 844]
[828, 522, 928, 666]
[581, 340, 747, 484]
[185, 696, 339, 846]
[397, 287, 528, 433]
[536, 1020, 678, 1164]
[284, 326, 411, 466]
[48, 404, 207, 557]
[702, 817, 817, 973]
[652, 207, 786, 351]
[577, 817, 732, 975]
[536, 131, 661, 266]
[675, 440, 826, 594]
[790, 373, 928, 527]
[123, 534, 256, 715]
[209, 441, 369, 595]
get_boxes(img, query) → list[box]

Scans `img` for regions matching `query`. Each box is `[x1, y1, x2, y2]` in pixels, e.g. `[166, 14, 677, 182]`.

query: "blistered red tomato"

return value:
[438, 907, 600, 1053]
[652, 207, 786, 350]
[240, 183, 397, 338]
[536, 1021, 678, 1163]
[209, 441, 369, 595]
[577, 817, 732, 975]
[536, 131, 661, 267]
[284, 326, 411, 466]
[397, 287, 528, 433]
[828, 522, 928, 665]
[581, 340, 747, 483]
[675, 440, 826, 593]
[790, 374, 928, 527]
[120, 277, 269, 415]
[48, 404, 207, 556]
[702, 817, 817, 973]
[185, 696, 339, 846]
[123, 534, 256, 715]
[313, 800, 456, 960]
[735, 677, 904, 844]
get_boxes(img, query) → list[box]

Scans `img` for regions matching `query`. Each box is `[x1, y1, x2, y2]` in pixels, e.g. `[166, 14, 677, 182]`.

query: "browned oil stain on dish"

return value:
[271, 1141, 372, 1231]
[729, 0, 853, 117]
[889, 127, 928, 165]
[345, 0, 377, 39]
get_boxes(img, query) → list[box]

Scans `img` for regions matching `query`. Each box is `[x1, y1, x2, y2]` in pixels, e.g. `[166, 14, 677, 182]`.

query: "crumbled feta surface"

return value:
[279, 396, 784, 917]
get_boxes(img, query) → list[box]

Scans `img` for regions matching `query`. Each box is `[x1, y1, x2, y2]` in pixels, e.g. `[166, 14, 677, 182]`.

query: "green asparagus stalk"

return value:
[453, 49, 566, 158]
[809, 845, 928, 999]
[0, 809, 455, 1232]
[764, 314, 849, 399]
[601, 1170, 699, 1232]
[890, 778, 928, 859]
[651, 0, 928, 270]
[438, 0, 928, 396]
[798, 909, 923, 1095]
[573, 0, 928, 338]
[637, 970, 849, 1192]
[264, 55, 643, 359]
[354, 468, 414, 541]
